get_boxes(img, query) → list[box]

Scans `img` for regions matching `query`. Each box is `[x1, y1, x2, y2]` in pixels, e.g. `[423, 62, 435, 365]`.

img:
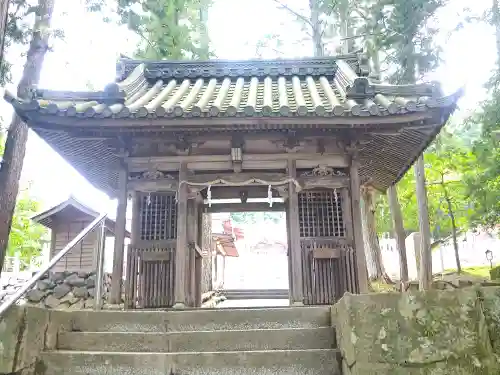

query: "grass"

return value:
[369, 265, 496, 293]
[441, 265, 495, 279]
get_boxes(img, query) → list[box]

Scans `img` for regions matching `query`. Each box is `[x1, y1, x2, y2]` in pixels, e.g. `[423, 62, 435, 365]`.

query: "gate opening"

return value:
[206, 191, 290, 308]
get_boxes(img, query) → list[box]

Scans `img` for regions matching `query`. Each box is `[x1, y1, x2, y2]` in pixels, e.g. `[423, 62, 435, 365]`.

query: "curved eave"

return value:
[361, 89, 463, 191]
[8, 93, 460, 131]
[6, 89, 462, 196]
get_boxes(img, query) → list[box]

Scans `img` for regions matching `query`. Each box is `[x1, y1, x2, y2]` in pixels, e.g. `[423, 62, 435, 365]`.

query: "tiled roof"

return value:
[3, 53, 462, 197]
[6, 54, 457, 120]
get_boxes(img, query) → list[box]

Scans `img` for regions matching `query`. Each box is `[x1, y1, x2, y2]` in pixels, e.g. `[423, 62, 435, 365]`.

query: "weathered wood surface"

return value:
[174, 163, 188, 308]
[297, 188, 359, 305]
[349, 159, 369, 293]
[125, 244, 175, 309]
[110, 165, 128, 304]
[414, 155, 432, 290]
[288, 159, 304, 305]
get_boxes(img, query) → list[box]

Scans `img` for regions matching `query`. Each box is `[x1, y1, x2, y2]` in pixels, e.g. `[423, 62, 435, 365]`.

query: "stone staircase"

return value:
[41, 306, 340, 375]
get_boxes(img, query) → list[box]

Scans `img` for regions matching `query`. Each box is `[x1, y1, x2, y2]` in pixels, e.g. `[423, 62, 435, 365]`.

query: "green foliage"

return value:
[7, 187, 47, 259]
[230, 212, 285, 225]
[490, 265, 500, 281]
[465, 90, 500, 229]
[1, 0, 64, 85]
[86, 0, 211, 59]
[377, 133, 475, 240]
[0, 132, 47, 260]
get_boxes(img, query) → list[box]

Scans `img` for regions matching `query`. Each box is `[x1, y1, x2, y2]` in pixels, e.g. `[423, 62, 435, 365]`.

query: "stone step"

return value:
[58, 327, 336, 352]
[41, 349, 341, 375]
[222, 289, 290, 300]
[70, 306, 331, 332]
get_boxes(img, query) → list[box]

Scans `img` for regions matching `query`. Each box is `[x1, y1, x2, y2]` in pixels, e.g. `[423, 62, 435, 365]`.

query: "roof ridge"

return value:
[115, 52, 368, 82]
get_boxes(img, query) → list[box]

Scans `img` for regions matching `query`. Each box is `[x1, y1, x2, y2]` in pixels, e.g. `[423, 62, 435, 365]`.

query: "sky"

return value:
[1, 0, 496, 217]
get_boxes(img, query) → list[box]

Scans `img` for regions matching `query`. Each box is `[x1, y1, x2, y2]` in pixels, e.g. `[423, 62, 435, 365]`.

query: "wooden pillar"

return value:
[414, 155, 432, 290]
[287, 159, 304, 305]
[110, 165, 128, 304]
[349, 158, 369, 293]
[195, 254, 202, 307]
[387, 185, 409, 286]
[125, 191, 139, 310]
[186, 198, 196, 307]
[174, 163, 188, 308]
[285, 204, 293, 304]
[194, 201, 203, 307]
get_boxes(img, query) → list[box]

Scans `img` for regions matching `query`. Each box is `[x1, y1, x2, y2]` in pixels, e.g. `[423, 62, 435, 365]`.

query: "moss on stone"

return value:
[334, 287, 500, 375]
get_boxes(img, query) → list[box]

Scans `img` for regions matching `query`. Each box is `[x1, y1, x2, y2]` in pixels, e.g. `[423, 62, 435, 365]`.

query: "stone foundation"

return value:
[1, 271, 123, 309]
[333, 287, 500, 374]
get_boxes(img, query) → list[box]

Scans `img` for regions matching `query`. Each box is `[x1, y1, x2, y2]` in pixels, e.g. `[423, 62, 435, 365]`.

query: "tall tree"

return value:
[464, 0, 500, 230]
[361, 187, 392, 282]
[0, 0, 55, 276]
[87, 0, 212, 59]
[0, 0, 10, 66]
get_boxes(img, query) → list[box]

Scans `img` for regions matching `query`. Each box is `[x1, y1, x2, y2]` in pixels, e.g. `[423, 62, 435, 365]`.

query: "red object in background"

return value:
[222, 219, 245, 240]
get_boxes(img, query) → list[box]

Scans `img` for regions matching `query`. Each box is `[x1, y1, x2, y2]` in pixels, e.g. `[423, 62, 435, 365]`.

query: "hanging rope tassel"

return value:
[207, 185, 212, 207]
[268, 185, 273, 207]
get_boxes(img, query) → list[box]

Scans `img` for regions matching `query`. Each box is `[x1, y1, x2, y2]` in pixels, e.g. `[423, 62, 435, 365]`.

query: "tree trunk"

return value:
[387, 185, 409, 286]
[0, 0, 9, 66]
[309, 0, 323, 57]
[441, 181, 461, 273]
[414, 156, 432, 290]
[198, 1, 210, 59]
[360, 187, 392, 282]
[0, 0, 55, 277]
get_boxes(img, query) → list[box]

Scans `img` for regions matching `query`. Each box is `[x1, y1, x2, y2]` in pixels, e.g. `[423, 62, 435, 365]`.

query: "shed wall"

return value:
[50, 220, 97, 272]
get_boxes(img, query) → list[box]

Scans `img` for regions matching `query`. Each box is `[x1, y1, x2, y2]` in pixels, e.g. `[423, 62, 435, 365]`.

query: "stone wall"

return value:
[333, 287, 500, 374]
[0, 271, 121, 309]
[0, 305, 71, 374]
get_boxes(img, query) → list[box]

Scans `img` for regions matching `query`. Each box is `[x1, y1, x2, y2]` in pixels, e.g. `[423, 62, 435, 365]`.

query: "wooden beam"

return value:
[126, 153, 349, 172]
[414, 155, 432, 290]
[174, 163, 188, 308]
[387, 185, 409, 286]
[204, 202, 285, 213]
[201, 186, 282, 200]
[349, 158, 369, 293]
[287, 159, 303, 306]
[110, 164, 128, 304]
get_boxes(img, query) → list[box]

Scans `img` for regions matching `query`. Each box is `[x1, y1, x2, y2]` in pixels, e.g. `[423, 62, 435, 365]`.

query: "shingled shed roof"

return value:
[4, 53, 462, 196]
[32, 196, 131, 237]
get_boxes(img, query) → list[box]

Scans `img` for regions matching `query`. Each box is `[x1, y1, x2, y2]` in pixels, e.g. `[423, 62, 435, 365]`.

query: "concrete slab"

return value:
[58, 327, 336, 352]
[70, 306, 331, 332]
[217, 298, 290, 308]
[41, 349, 341, 375]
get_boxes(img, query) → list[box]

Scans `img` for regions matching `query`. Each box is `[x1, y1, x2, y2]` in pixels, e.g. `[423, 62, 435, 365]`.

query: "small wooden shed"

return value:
[32, 197, 130, 272]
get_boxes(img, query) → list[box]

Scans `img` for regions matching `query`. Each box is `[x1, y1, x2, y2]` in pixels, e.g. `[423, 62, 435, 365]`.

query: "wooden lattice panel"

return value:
[298, 190, 345, 238]
[138, 193, 177, 241]
[125, 245, 175, 309]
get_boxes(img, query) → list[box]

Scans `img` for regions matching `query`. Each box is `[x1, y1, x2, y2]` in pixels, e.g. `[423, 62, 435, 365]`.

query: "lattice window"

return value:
[298, 190, 345, 238]
[139, 193, 177, 241]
